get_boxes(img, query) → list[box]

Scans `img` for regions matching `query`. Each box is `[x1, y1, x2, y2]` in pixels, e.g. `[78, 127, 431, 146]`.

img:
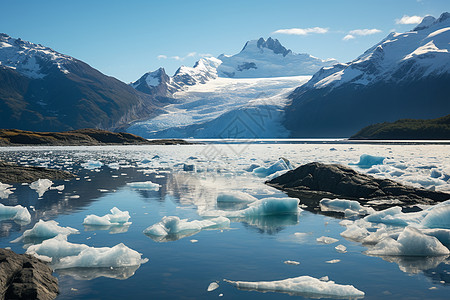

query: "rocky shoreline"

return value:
[0, 248, 58, 300]
[267, 162, 450, 211]
[0, 128, 191, 146]
[0, 161, 75, 184]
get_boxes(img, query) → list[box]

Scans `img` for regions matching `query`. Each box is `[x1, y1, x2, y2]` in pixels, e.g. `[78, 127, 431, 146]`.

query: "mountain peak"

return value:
[241, 37, 291, 57]
[414, 11, 450, 31]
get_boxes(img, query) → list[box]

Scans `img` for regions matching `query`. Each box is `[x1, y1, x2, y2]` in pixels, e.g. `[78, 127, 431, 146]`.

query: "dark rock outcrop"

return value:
[0, 248, 58, 300]
[267, 162, 450, 210]
[0, 128, 191, 146]
[0, 161, 74, 183]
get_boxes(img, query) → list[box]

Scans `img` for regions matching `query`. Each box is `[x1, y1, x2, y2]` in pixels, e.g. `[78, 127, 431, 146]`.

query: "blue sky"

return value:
[1, 0, 448, 82]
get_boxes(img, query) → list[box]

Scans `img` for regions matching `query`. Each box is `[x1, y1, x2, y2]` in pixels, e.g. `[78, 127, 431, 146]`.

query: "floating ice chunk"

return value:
[350, 154, 385, 169]
[207, 282, 219, 292]
[420, 205, 450, 229]
[320, 199, 375, 215]
[284, 260, 300, 265]
[203, 197, 299, 218]
[81, 160, 103, 170]
[252, 158, 293, 178]
[27, 234, 148, 269]
[0, 182, 13, 199]
[225, 275, 364, 298]
[320, 276, 329, 281]
[366, 226, 450, 256]
[325, 259, 340, 264]
[316, 236, 339, 244]
[30, 179, 53, 197]
[127, 181, 160, 191]
[83, 207, 131, 226]
[57, 265, 140, 280]
[0, 203, 31, 224]
[364, 207, 411, 227]
[51, 185, 65, 191]
[143, 216, 230, 242]
[12, 219, 78, 243]
[335, 245, 347, 253]
[421, 228, 450, 247]
[217, 191, 257, 203]
[340, 224, 370, 242]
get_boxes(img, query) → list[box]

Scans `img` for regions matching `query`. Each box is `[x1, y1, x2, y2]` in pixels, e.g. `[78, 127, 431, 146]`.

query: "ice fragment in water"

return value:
[0, 203, 31, 224]
[225, 275, 364, 297]
[12, 219, 78, 243]
[320, 198, 374, 215]
[83, 207, 131, 226]
[252, 158, 293, 178]
[284, 260, 300, 265]
[81, 160, 103, 170]
[127, 181, 160, 191]
[316, 236, 339, 244]
[217, 191, 257, 203]
[335, 245, 347, 253]
[207, 282, 219, 291]
[350, 154, 385, 169]
[325, 259, 340, 264]
[0, 182, 13, 199]
[30, 179, 53, 197]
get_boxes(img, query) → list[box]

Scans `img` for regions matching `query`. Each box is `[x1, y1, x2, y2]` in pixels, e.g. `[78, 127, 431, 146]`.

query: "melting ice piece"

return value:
[0, 203, 31, 224]
[30, 179, 53, 197]
[127, 181, 160, 191]
[284, 260, 300, 265]
[366, 226, 450, 256]
[12, 219, 78, 243]
[207, 282, 219, 292]
[316, 236, 339, 244]
[26, 234, 148, 269]
[225, 275, 364, 298]
[81, 160, 103, 170]
[335, 245, 347, 253]
[217, 191, 257, 203]
[83, 207, 131, 226]
[320, 199, 375, 215]
[350, 154, 385, 169]
[252, 158, 293, 178]
[420, 205, 450, 229]
[325, 259, 340, 264]
[203, 197, 300, 218]
[143, 216, 230, 242]
[0, 182, 13, 199]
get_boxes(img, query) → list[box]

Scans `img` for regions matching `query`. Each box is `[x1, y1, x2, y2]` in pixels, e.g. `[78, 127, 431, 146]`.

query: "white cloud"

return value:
[343, 34, 355, 41]
[187, 52, 197, 57]
[273, 27, 328, 36]
[171, 56, 181, 61]
[349, 29, 382, 36]
[396, 15, 423, 24]
[157, 55, 167, 60]
[157, 52, 212, 62]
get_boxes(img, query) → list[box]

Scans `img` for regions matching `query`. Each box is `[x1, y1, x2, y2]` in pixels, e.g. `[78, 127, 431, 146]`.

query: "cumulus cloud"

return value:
[157, 55, 167, 60]
[343, 28, 382, 41]
[396, 15, 423, 24]
[273, 27, 328, 36]
[157, 52, 210, 61]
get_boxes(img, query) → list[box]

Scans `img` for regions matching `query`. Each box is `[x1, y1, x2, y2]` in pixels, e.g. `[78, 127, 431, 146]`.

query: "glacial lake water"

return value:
[0, 142, 449, 299]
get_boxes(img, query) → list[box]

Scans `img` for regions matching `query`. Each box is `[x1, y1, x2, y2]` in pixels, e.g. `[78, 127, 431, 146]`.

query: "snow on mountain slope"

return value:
[0, 33, 73, 78]
[217, 37, 337, 78]
[302, 12, 450, 90]
[127, 76, 310, 138]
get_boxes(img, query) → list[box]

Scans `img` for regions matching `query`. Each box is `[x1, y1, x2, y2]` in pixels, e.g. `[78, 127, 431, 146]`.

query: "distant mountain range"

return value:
[284, 12, 450, 137]
[0, 34, 164, 131]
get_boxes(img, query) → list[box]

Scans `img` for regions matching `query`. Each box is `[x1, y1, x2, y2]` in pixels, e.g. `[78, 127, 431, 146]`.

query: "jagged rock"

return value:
[0, 248, 58, 300]
[0, 161, 74, 184]
[267, 162, 450, 210]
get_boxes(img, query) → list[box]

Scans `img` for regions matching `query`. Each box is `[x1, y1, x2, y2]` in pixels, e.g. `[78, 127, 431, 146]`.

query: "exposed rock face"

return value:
[267, 162, 450, 209]
[0, 248, 58, 300]
[0, 161, 74, 184]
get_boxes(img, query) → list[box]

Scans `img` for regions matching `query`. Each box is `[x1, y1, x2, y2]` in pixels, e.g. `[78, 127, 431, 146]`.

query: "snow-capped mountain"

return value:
[217, 37, 338, 78]
[284, 12, 450, 137]
[0, 33, 161, 131]
[128, 37, 336, 138]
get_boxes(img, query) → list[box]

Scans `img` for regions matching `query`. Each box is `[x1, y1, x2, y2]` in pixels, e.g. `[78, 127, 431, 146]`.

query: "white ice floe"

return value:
[26, 234, 148, 269]
[202, 197, 300, 218]
[0, 182, 13, 199]
[365, 226, 449, 256]
[216, 191, 257, 203]
[252, 158, 293, 178]
[143, 216, 230, 241]
[225, 275, 364, 297]
[127, 181, 161, 191]
[0, 203, 31, 224]
[284, 260, 300, 265]
[30, 179, 53, 197]
[12, 219, 78, 242]
[350, 154, 385, 169]
[207, 282, 219, 292]
[335, 245, 347, 253]
[320, 198, 375, 216]
[325, 259, 340, 264]
[83, 207, 131, 226]
[81, 160, 103, 170]
[316, 236, 339, 244]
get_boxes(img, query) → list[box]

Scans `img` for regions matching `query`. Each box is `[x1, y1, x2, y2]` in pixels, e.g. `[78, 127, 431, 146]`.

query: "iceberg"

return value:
[12, 219, 78, 243]
[30, 178, 53, 197]
[225, 275, 364, 298]
[420, 205, 450, 229]
[217, 191, 257, 203]
[0, 203, 31, 224]
[0, 182, 13, 199]
[252, 158, 293, 178]
[143, 216, 230, 242]
[81, 160, 103, 170]
[127, 181, 160, 191]
[366, 226, 450, 256]
[26, 234, 148, 269]
[320, 198, 375, 215]
[350, 154, 385, 169]
[83, 207, 131, 227]
[207, 282, 219, 292]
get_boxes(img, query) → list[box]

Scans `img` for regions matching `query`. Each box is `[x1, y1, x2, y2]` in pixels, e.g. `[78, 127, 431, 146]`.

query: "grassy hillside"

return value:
[350, 114, 450, 140]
